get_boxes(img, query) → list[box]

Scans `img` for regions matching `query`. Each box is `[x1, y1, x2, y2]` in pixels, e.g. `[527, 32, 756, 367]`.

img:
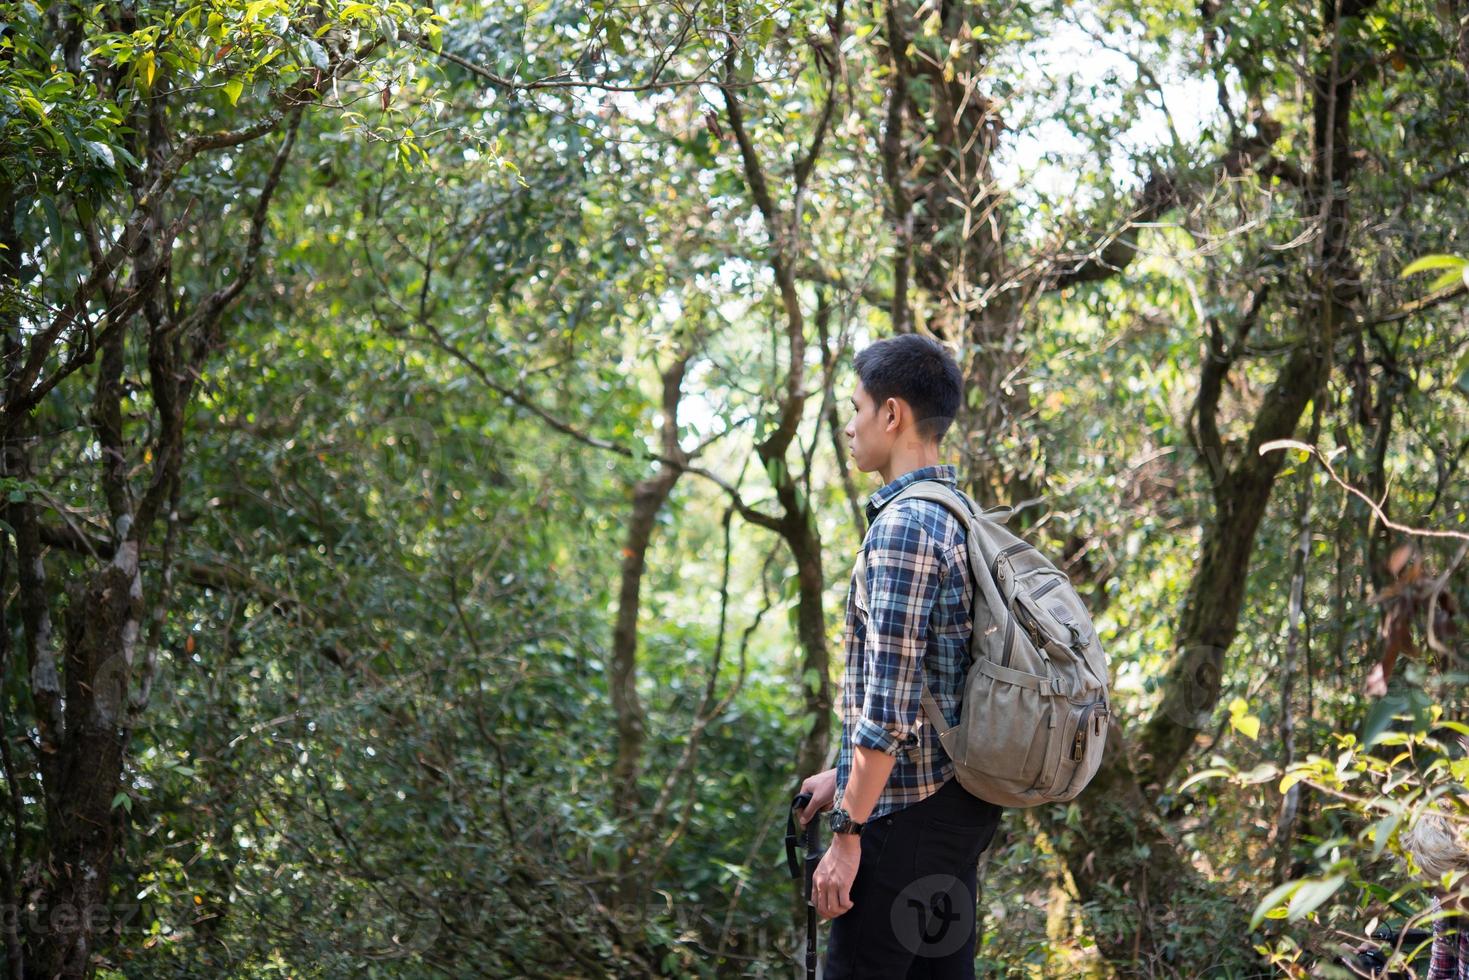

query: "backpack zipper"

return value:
[991, 541, 1030, 581]
[1015, 596, 1048, 651]
[1071, 704, 1094, 761]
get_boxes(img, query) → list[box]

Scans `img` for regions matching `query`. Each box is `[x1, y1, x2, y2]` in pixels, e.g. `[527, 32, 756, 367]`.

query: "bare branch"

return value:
[1260, 440, 1469, 544]
[1043, 170, 1180, 290]
[420, 38, 719, 94]
[398, 318, 785, 532]
[1191, 284, 1270, 490]
[717, 26, 811, 457]
[1368, 279, 1468, 327]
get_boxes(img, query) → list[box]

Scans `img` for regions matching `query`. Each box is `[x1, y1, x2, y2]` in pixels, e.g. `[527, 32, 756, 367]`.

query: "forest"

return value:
[2, 0, 1468, 976]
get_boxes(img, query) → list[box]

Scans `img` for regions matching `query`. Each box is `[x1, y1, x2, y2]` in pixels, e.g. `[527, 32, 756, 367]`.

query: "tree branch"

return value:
[717, 23, 814, 459]
[397, 317, 784, 532]
[2, 39, 383, 421]
[1368, 279, 1468, 327]
[1190, 283, 1270, 490]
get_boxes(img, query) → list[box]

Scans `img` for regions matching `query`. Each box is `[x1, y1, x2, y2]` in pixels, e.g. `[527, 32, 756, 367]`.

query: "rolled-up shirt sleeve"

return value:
[854, 514, 942, 757]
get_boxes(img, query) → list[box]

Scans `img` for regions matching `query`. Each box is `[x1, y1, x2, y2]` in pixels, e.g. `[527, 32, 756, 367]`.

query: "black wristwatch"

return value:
[828, 807, 865, 836]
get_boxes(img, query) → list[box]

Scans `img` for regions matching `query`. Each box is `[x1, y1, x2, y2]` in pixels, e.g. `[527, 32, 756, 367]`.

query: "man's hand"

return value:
[798, 768, 837, 826]
[813, 834, 860, 920]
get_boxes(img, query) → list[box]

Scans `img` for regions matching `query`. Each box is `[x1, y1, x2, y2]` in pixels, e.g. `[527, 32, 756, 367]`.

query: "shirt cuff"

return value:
[852, 715, 919, 757]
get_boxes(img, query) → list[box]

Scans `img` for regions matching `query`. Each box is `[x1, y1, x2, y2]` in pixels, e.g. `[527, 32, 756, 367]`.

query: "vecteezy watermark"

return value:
[2, 900, 144, 937]
[1149, 643, 1232, 731]
[888, 873, 975, 960]
[4, 891, 441, 959]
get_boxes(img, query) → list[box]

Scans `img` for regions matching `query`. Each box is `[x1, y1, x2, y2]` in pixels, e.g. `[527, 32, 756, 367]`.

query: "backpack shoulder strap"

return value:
[881, 480, 982, 739]
[884, 480, 977, 527]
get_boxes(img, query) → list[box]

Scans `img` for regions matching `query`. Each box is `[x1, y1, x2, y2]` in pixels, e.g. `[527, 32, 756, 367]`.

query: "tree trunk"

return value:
[609, 354, 691, 820]
[1033, 719, 1261, 973]
[718, 11, 842, 780]
[34, 556, 144, 979]
[783, 508, 832, 778]
[1137, 344, 1331, 791]
[6, 52, 310, 975]
[1057, 0, 1371, 966]
[878, 1, 1040, 508]
[1138, 0, 1368, 792]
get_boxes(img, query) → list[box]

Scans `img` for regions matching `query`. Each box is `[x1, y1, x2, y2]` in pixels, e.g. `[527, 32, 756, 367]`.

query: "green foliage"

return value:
[3, 0, 1468, 975]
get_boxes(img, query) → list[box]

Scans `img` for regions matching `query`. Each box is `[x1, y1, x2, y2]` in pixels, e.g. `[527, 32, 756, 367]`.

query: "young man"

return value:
[798, 333, 1003, 979]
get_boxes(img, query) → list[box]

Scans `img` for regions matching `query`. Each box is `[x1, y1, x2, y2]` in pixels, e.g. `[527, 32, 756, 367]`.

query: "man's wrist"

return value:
[828, 805, 868, 836]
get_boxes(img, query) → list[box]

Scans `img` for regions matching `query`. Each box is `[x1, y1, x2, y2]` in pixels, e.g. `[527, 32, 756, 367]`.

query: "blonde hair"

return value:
[1401, 799, 1469, 880]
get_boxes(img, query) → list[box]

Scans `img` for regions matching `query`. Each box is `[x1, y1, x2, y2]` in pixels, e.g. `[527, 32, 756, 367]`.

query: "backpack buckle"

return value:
[901, 729, 923, 766]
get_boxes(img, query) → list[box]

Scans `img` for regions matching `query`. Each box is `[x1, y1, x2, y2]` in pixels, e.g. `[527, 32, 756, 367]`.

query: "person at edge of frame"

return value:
[1398, 733, 1469, 980]
[797, 333, 1004, 980]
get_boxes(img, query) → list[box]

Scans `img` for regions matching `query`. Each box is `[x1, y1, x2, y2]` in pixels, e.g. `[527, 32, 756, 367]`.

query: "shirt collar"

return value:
[865, 463, 959, 524]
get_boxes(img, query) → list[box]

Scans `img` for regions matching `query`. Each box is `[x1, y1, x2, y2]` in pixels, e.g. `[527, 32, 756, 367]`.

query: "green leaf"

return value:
[1400, 254, 1466, 277]
[224, 78, 243, 105]
[1286, 874, 1345, 921]
[1177, 767, 1233, 792]
[1231, 712, 1261, 740]
[1428, 267, 1467, 291]
[1260, 437, 1314, 458]
[1239, 762, 1279, 785]
[1370, 809, 1403, 859]
[1228, 697, 1260, 740]
[39, 195, 62, 245]
[84, 140, 114, 168]
[1251, 879, 1303, 928]
[1363, 693, 1406, 747]
[302, 37, 330, 71]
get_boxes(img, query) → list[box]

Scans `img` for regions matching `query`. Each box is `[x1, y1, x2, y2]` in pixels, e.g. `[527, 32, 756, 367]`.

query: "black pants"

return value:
[822, 777, 1003, 979]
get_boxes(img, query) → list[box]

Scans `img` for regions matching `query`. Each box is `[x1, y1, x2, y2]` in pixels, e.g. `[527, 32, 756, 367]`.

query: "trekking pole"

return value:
[785, 792, 822, 980]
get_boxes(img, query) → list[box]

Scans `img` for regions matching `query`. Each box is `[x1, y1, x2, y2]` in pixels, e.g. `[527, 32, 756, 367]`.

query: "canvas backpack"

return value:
[854, 479, 1111, 808]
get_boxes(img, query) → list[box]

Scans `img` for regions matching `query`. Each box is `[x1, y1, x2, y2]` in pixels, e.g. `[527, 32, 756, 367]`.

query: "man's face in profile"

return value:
[844, 381, 892, 474]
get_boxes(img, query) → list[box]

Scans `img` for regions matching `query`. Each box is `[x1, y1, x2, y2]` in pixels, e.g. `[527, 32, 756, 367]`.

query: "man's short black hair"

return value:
[853, 334, 963, 443]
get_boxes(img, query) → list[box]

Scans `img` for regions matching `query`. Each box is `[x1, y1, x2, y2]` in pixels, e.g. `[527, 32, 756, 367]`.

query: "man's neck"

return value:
[879, 443, 942, 486]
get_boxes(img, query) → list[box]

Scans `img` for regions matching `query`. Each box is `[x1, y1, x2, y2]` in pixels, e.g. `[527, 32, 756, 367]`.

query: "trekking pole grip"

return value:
[785, 792, 812, 880]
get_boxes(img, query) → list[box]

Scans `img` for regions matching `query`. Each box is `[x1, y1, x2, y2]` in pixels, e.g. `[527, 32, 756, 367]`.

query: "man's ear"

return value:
[883, 397, 900, 431]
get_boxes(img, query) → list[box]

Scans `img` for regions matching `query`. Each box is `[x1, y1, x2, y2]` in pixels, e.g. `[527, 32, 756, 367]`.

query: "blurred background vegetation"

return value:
[2, 0, 1467, 976]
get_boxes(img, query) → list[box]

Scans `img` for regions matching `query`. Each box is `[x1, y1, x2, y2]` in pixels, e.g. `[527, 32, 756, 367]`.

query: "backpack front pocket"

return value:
[957, 659, 1055, 790]
[1046, 699, 1109, 798]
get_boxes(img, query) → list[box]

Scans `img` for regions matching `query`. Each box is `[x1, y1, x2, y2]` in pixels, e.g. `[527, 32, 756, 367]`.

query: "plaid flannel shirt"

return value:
[1429, 895, 1469, 980]
[833, 464, 973, 822]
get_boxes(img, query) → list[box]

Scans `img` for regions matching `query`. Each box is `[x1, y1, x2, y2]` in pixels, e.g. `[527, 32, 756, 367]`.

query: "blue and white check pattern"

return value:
[834, 464, 973, 822]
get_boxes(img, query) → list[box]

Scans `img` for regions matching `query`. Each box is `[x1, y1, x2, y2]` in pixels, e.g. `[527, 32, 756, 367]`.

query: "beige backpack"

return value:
[856, 480, 1111, 808]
